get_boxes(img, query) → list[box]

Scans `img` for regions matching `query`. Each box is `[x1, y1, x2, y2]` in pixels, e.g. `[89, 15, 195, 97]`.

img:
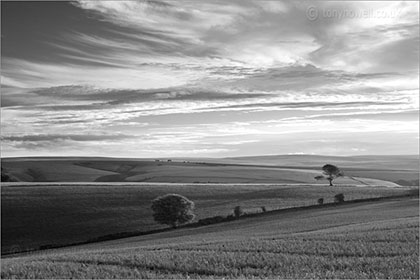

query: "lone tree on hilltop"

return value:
[151, 194, 195, 228]
[314, 164, 343, 186]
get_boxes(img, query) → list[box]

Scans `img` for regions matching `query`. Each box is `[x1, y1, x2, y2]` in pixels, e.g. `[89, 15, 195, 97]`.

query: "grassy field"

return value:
[2, 155, 418, 185]
[2, 196, 418, 279]
[2, 155, 418, 278]
[1, 183, 415, 255]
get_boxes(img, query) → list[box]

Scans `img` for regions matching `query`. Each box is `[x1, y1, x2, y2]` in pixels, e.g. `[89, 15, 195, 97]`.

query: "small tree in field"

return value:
[334, 193, 345, 203]
[233, 206, 243, 218]
[151, 194, 195, 228]
[314, 164, 343, 186]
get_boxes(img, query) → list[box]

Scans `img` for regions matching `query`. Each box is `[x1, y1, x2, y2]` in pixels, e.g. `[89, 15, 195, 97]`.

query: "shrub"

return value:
[226, 214, 235, 220]
[151, 194, 195, 228]
[317, 198, 324, 205]
[197, 216, 225, 226]
[234, 206, 243, 218]
[1, 167, 16, 182]
[261, 206, 267, 212]
[334, 193, 345, 203]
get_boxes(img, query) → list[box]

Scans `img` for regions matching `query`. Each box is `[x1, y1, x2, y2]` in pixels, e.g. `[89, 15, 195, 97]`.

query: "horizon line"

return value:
[1, 153, 419, 160]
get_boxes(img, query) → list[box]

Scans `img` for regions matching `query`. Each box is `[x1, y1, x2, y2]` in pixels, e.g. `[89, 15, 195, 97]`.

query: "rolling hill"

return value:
[1, 154, 418, 185]
[2, 196, 418, 279]
[1, 155, 418, 278]
[1, 182, 415, 255]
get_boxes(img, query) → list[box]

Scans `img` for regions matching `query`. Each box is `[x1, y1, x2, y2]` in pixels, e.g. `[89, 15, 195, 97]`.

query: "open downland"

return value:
[2, 197, 418, 279]
[2, 155, 418, 185]
[1, 183, 415, 255]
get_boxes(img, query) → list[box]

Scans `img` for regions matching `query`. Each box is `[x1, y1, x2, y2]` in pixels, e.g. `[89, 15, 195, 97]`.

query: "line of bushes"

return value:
[318, 193, 345, 205]
[198, 193, 345, 226]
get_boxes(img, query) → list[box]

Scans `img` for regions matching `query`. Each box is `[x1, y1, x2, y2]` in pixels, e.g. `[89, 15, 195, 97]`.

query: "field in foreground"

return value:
[1, 183, 415, 254]
[2, 196, 418, 279]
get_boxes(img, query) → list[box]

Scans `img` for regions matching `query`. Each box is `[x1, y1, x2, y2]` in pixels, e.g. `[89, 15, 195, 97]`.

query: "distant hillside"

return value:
[1, 155, 418, 186]
[225, 154, 419, 170]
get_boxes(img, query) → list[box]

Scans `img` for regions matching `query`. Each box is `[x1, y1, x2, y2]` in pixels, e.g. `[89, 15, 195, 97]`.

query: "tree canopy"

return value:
[314, 164, 343, 186]
[322, 164, 342, 186]
[151, 194, 195, 228]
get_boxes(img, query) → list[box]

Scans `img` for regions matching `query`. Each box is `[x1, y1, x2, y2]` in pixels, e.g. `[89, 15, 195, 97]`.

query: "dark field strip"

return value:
[2, 183, 415, 255]
[2, 191, 417, 257]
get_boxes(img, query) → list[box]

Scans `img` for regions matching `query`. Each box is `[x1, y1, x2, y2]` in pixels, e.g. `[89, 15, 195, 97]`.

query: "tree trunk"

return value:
[328, 178, 333, 186]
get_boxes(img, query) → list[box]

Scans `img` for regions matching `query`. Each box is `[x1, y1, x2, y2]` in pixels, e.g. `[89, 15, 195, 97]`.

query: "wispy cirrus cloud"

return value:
[1, 133, 134, 142]
[1, 1, 418, 157]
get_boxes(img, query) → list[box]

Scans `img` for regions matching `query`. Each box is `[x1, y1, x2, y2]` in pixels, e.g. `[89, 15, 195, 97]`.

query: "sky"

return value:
[1, 0, 419, 158]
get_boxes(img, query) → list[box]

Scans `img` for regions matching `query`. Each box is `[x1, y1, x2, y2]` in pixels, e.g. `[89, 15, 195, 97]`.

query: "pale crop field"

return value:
[2, 197, 418, 279]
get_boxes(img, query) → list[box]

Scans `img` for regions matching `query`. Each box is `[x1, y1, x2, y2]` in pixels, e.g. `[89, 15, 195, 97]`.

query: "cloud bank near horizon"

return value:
[1, 1, 419, 157]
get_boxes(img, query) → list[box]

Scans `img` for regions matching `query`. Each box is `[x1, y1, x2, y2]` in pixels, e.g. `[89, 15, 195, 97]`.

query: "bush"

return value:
[1, 167, 16, 182]
[197, 216, 225, 226]
[334, 193, 345, 203]
[317, 198, 324, 205]
[234, 206, 243, 218]
[151, 194, 195, 228]
[226, 214, 235, 221]
[261, 206, 267, 212]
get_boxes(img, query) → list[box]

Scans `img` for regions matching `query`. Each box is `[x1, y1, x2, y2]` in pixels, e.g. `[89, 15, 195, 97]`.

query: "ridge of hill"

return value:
[1, 154, 418, 185]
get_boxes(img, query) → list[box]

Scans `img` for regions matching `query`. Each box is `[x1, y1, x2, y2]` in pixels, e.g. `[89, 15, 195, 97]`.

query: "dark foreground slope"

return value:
[2, 196, 418, 279]
[1, 183, 414, 255]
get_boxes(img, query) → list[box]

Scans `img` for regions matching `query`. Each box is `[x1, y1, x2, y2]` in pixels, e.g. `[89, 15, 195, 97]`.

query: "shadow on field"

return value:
[2, 190, 418, 257]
